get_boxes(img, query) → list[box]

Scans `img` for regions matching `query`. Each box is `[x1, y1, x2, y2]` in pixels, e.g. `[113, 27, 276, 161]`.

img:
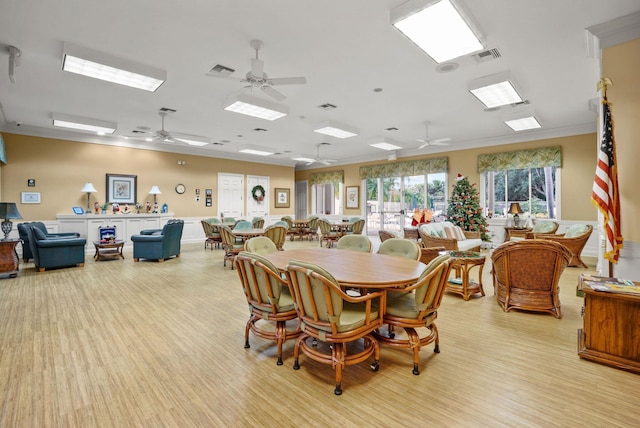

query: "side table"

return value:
[0, 240, 19, 278]
[93, 240, 125, 261]
[503, 227, 532, 242]
[445, 250, 486, 300]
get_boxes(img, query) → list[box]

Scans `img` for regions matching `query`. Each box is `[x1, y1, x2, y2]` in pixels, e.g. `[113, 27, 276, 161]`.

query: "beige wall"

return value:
[0, 133, 295, 221]
[603, 37, 640, 241]
[296, 133, 598, 221]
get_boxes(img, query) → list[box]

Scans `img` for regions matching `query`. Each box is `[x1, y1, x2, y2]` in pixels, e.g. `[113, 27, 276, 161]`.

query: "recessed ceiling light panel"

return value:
[52, 113, 117, 134]
[313, 121, 358, 139]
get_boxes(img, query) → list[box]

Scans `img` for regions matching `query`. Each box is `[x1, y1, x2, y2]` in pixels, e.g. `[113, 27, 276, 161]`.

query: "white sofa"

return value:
[418, 221, 482, 252]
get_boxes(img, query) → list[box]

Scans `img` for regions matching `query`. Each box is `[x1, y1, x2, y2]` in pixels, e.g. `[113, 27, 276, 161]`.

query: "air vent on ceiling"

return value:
[385, 127, 399, 131]
[159, 107, 177, 113]
[253, 128, 267, 132]
[131, 129, 146, 134]
[212, 142, 225, 146]
[207, 64, 235, 76]
[472, 48, 502, 63]
[318, 103, 337, 110]
[320, 142, 331, 146]
[511, 100, 530, 107]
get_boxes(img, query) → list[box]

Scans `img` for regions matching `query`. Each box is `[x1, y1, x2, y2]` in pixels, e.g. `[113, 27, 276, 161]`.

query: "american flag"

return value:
[591, 98, 623, 263]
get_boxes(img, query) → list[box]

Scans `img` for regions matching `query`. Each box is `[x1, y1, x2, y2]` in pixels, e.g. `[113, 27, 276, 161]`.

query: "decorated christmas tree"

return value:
[447, 173, 490, 241]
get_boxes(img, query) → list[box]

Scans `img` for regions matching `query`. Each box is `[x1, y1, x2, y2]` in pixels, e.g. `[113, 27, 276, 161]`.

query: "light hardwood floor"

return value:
[1, 238, 638, 427]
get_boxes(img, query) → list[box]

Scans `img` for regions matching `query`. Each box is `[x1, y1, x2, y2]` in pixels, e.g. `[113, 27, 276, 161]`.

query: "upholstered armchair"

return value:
[219, 225, 244, 267]
[533, 224, 593, 268]
[23, 224, 86, 272]
[514, 220, 559, 240]
[251, 217, 265, 229]
[378, 230, 400, 242]
[264, 225, 287, 251]
[377, 254, 452, 375]
[286, 260, 384, 395]
[235, 252, 301, 365]
[348, 219, 365, 235]
[491, 240, 572, 318]
[18, 221, 80, 262]
[305, 216, 319, 241]
[131, 219, 184, 262]
[336, 234, 372, 253]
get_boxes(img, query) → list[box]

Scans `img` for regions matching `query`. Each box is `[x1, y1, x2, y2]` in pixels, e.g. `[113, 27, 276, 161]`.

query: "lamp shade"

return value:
[148, 186, 162, 195]
[81, 182, 97, 193]
[0, 202, 22, 220]
[508, 202, 523, 215]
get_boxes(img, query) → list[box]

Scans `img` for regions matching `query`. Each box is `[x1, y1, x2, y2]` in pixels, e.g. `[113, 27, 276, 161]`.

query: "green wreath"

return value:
[251, 185, 265, 202]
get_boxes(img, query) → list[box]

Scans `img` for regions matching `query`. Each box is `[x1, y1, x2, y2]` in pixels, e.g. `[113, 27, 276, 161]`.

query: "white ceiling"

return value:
[1, 1, 639, 169]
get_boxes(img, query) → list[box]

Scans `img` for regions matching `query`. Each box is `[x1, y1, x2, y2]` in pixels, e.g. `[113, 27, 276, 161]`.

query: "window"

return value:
[482, 167, 557, 219]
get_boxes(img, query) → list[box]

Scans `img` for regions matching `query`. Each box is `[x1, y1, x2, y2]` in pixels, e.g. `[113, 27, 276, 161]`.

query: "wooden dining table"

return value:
[232, 228, 265, 240]
[263, 248, 426, 289]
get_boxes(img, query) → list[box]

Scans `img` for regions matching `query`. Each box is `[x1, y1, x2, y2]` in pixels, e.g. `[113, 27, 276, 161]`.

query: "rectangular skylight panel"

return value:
[392, 0, 483, 63]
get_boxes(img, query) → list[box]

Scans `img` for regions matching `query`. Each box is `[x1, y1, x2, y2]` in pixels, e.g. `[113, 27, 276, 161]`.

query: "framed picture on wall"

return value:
[21, 191, 41, 204]
[275, 188, 290, 208]
[346, 186, 359, 209]
[106, 173, 137, 204]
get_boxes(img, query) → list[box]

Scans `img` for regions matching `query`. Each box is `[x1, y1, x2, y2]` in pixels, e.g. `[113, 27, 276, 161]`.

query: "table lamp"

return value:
[81, 182, 97, 213]
[0, 202, 23, 240]
[508, 202, 524, 228]
[148, 185, 162, 204]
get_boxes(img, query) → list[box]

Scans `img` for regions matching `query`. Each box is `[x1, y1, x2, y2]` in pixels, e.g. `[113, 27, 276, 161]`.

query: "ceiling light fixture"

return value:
[238, 145, 275, 156]
[313, 121, 358, 139]
[390, 0, 484, 63]
[502, 106, 541, 131]
[52, 113, 117, 134]
[291, 156, 316, 163]
[369, 137, 403, 151]
[223, 93, 288, 121]
[468, 71, 524, 109]
[62, 42, 166, 92]
[173, 135, 210, 146]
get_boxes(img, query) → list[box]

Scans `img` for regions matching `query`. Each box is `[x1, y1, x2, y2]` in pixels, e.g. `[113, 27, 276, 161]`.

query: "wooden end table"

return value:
[503, 227, 532, 242]
[0, 240, 19, 278]
[93, 240, 125, 261]
[445, 250, 486, 300]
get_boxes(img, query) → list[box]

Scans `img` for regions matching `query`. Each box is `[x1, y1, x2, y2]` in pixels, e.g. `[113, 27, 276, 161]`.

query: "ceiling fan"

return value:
[207, 39, 307, 102]
[295, 143, 337, 166]
[417, 122, 451, 149]
[130, 111, 209, 146]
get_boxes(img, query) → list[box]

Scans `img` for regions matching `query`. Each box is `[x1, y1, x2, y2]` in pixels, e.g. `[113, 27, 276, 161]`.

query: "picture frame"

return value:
[106, 173, 137, 204]
[72, 206, 84, 215]
[21, 191, 41, 204]
[274, 188, 290, 208]
[346, 186, 359, 209]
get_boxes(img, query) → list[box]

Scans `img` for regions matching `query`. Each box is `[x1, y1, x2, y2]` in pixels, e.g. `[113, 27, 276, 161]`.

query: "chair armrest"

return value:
[48, 232, 81, 238]
[139, 229, 163, 235]
[463, 230, 480, 239]
[534, 233, 565, 239]
[37, 238, 86, 248]
[131, 234, 164, 242]
[420, 234, 458, 251]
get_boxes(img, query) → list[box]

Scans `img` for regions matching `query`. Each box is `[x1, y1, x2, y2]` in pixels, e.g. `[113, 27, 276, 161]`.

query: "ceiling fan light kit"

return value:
[390, 0, 484, 63]
[52, 113, 117, 134]
[62, 42, 166, 92]
[312, 121, 359, 139]
[223, 93, 288, 120]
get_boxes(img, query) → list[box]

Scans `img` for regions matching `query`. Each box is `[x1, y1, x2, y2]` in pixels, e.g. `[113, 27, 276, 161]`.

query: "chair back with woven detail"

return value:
[350, 219, 365, 235]
[235, 252, 301, 365]
[219, 225, 244, 268]
[251, 217, 265, 229]
[318, 218, 340, 248]
[491, 240, 571, 318]
[533, 224, 592, 268]
[286, 260, 384, 395]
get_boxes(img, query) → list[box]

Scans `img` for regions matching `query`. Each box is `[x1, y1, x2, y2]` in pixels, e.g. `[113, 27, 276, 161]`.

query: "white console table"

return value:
[57, 213, 174, 245]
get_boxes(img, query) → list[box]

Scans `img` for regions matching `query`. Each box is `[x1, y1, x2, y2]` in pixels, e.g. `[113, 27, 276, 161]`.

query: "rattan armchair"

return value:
[201, 219, 222, 250]
[219, 225, 244, 268]
[418, 223, 481, 252]
[235, 252, 301, 365]
[378, 230, 399, 242]
[376, 254, 452, 375]
[336, 234, 372, 253]
[377, 238, 421, 261]
[533, 224, 593, 268]
[491, 240, 572, 318]
[244, 236, 278, 255]
[264, 225, 287, 251]
[318, 218, 340, 248]
[286, 260, 384, 395]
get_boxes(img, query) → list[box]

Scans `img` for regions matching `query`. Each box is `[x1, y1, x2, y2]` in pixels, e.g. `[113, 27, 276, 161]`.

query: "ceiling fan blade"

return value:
[320, 160, 332, 165]
[418, 143, 429, 149]
[250, 58, 264, 77]
[432, 137, 452, 144]
[261, 85, 286, 102]
[268, 76, 306, 85]
[430, 141, 450, 146]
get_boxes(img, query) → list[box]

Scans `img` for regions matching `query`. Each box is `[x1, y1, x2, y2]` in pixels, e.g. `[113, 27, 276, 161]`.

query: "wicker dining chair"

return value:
[378, 230, 399, 242]
[377, 254, 452, 375]
[336, 234, 372, 253]
[286, 260, 384, 395]
[219, 225, 244, 268]
[244, 236, 278, 255]
[264, 225, 287, 251]
[251, 217, 265, 229]
[491, 240, 572, 318]
[318, 218, 340, 248]
[235, 252, 301, 365]
[377, 238, 422, 261]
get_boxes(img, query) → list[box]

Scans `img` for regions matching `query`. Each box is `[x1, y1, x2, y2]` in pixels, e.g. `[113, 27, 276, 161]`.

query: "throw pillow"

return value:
[444, 226, 456, 239]
[453, 226, 466, 241]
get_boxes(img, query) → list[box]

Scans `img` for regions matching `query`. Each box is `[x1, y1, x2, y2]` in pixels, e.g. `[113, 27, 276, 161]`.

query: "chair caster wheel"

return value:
[334, 385, 343, 395]
[434, 345, 440, 353]
[412, 365, 420, 376]
[277, 357, 283, 366]
[293, 360, 300, 370]
[244, 341, 250, 349]
[371, 361, 380, 372]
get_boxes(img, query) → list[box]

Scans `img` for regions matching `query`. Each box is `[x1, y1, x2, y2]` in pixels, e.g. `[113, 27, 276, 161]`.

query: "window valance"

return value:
[309, 170, 344, 186]
[478, 146, 562, 173]
[359, 157, 448, 179]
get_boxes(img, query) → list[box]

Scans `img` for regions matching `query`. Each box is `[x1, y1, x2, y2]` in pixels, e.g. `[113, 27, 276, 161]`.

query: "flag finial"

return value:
[597, 77, 613, 98]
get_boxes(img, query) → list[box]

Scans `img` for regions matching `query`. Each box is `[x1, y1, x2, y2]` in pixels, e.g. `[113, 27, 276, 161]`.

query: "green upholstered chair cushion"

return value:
[532, 221, 558, 234]
[244, 236, 277, 255]
[237, 251, 294, 312]
[377, 238, 420, 260]
[564, 224, 590, 238]
[336, 235, 372, 253]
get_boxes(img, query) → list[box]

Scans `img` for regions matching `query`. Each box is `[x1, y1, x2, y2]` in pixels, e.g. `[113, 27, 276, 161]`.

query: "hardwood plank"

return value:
[0, 239, 638, 426]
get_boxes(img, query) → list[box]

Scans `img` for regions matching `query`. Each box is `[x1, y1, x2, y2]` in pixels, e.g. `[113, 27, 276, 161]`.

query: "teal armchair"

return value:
[24, 224, 86, 272]
[131, 219, 184, 262]
[18, 221, 80, 262]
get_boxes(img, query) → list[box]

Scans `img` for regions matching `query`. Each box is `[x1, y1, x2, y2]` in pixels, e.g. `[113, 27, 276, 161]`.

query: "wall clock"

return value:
[175, 184, 186, 194]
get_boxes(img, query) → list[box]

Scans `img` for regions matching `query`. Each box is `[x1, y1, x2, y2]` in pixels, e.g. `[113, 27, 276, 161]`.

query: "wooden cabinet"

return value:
[0, 240, 19, 278]
[577, 275, 640, 374]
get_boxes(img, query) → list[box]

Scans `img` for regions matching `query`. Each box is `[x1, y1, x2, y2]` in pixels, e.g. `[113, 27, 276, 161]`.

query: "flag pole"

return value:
[596, 77, 614, 277]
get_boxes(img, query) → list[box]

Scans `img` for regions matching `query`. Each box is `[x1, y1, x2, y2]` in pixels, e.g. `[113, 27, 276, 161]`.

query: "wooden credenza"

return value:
[577, 275, 640, 374]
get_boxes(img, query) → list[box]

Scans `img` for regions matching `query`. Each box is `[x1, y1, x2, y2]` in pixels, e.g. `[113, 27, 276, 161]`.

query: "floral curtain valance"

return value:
[309, 170, 344, 186]
[359, 157, 448, 179]
[478, 146, 562, 173]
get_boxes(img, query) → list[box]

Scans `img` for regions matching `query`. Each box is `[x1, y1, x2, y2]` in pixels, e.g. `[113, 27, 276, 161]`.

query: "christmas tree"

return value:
[447, 174, 490, 241]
